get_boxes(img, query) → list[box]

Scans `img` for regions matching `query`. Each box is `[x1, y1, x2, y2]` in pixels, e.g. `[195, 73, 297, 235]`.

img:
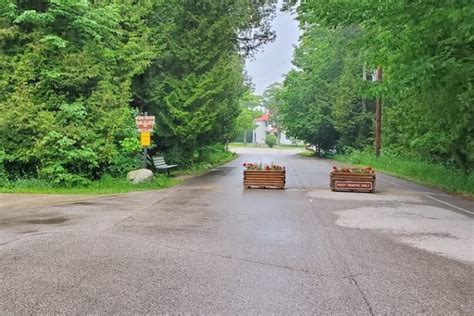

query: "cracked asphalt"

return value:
[0, 147, 473, 314]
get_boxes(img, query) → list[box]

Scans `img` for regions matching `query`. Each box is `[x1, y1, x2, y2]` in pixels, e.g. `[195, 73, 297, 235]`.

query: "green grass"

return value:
[0, 175, 181, 195]
[298, 150, 317, 157]
[0, 148, 236, 194]
[335, 151, 474, 195]
[174, 150, 237, 176]
[274, 144, 305, 149]
[229, 142, 253, 148]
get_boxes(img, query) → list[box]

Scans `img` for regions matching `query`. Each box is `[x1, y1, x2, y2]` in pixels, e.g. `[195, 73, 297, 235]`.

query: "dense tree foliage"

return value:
[278, 0, 473, 171]
[261, 83, 285, 145]
[233, 91, 262, 144]
[0, 0, 276, 184]
[0, 0, 151, 185]
[133, 1, 276, 163]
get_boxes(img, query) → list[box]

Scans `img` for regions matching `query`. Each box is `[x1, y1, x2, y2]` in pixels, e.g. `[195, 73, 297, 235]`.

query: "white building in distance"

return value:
[253, 113, 293, 145]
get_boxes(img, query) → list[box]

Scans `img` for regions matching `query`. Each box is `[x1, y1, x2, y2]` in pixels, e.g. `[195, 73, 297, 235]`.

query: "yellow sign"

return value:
[140, 131, 151, 147]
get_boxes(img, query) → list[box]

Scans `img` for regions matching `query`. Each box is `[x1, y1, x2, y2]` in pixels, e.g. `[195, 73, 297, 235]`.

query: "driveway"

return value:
[0, 147, 473, 314]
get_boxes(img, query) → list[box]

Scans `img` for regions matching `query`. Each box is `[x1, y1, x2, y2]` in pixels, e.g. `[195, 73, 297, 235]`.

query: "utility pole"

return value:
[375, 66, 383, 158]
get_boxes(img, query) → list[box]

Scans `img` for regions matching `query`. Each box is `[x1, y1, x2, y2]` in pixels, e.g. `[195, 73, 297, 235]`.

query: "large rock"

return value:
[127, 169, 153, 184]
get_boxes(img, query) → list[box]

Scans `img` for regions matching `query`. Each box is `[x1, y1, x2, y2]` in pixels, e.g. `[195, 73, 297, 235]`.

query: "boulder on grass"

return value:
[127, 169, 153, 184]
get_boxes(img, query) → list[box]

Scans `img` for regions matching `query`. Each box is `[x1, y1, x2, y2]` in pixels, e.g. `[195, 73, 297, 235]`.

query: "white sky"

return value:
[245, 4, 301, 95]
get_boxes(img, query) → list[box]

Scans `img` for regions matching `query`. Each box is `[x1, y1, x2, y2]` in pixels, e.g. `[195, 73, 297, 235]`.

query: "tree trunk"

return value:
[451, 145, 468, 174]
[224, 136, 230, 152]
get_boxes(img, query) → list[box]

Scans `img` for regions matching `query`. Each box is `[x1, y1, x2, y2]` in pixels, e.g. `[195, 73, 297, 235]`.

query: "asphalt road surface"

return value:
[1, 147, 473, 314]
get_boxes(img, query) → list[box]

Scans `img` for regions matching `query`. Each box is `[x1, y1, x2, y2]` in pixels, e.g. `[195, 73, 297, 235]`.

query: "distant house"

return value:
[252, 112, 293, 145]
[278, 130, 293, 145]
[253, 113, 269, 144]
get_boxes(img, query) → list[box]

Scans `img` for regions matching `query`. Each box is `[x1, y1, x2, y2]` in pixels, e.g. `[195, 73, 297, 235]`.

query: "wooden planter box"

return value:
[244, 170, 285, 189]
[330, 172, 376, 193]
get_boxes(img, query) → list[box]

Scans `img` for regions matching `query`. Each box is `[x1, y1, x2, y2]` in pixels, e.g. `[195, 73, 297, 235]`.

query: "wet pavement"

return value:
[0, 147, 473, 314]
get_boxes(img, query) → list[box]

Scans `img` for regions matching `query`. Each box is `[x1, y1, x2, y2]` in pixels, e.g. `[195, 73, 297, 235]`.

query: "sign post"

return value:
[135, 114, 155, 169]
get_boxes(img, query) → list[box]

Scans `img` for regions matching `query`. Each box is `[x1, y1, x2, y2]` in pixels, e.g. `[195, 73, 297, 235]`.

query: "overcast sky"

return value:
[245, 4, 301, 95]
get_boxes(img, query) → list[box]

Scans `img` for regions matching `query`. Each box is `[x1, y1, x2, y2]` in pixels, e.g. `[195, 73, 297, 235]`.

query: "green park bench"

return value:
[148, 155, 178, 176]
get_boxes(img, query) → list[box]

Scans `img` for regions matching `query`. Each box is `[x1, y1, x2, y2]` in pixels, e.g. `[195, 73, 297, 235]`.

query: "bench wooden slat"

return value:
[149, 155, 178, 176]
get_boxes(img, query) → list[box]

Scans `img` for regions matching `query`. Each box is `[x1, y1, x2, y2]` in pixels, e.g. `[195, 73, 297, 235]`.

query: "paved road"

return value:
[0, 148, 473, 314]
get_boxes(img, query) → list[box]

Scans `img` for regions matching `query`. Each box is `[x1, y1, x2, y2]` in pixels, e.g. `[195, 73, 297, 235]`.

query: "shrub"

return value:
[265, 134, 277, 148]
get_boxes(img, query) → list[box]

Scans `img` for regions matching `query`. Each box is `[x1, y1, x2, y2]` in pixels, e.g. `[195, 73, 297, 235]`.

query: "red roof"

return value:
[255, 113, 270, 122]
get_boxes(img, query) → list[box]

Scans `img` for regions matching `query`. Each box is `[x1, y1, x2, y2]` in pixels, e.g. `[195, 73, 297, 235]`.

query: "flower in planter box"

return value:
[243, 162, 285, 171]
[331, 166, 374, 174]
[270, 163, 284, 171]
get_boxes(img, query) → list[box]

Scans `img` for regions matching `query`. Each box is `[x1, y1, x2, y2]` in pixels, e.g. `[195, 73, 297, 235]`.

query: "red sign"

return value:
[335, 181, 372, 190]
[135, 116, 155, 132]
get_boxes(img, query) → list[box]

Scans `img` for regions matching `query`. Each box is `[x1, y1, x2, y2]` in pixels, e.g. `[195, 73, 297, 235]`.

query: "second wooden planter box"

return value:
[244, 170, 286, 189]
[330, 171, 376, 193]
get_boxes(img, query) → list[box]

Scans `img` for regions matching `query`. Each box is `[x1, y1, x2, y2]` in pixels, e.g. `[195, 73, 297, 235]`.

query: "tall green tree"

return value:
[132, 1, 276, 164]
[234, 91, 262, 143]
[0, 0, 277, 183]
[276, 26, 355, 153]
[0, 0, 154, 184]
[262, 83, 284, 145]
[291, 0, 474, 171]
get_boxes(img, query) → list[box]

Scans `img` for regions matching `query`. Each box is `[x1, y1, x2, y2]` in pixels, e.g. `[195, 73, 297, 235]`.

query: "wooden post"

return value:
[375, 66, 382, 158]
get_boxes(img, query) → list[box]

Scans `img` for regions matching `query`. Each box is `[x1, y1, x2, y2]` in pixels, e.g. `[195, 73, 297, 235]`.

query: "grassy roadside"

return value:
[229, 142, 252, 148]
[298, 150, 315, 158]
[0, 150, 237, 195]
[0, 175, 181, 195]
[330, 151, 473, 195]
[174, 150, 237, 176]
